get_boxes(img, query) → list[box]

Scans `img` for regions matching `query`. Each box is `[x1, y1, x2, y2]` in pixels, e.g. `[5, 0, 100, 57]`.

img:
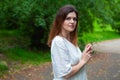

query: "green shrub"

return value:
[0, 60, 8, 76]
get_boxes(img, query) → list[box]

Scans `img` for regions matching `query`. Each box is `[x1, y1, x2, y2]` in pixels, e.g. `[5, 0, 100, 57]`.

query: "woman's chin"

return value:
[69, 29, 75, 32]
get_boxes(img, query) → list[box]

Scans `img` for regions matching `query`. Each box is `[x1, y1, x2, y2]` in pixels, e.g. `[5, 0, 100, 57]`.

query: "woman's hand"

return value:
[81, 44, 93, 65]
[64, 44, 93, 79]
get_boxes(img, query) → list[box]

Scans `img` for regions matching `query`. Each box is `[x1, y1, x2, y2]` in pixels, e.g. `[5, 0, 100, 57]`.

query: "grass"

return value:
[81, 20, 120, 44]
[4, 48, 51, 65]
[0, 30, 19, 37]
[0, 47, 51, 77]
[81, 31, 120, 44]
[0, 30, 51, 65]
[0, 30, 51, 76]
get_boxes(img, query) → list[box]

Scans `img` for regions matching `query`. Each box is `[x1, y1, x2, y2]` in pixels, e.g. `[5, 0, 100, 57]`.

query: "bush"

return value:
[0, 60, 8, 76]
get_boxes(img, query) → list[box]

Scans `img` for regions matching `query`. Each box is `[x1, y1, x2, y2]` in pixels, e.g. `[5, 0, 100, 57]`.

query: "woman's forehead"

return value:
[66, 12, 77, 17]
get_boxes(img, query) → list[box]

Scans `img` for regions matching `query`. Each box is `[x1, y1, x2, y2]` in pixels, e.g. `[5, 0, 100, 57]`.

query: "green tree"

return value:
[110, 0, 120, 33]
[0, 0, 119, 49]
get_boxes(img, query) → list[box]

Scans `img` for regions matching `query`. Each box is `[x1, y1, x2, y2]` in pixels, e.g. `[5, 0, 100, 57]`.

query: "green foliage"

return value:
[90, 0, 120, 33]
[110, 0, 120, 33]
[4, 47, 51, 65]
[79, 22, 120, 49]
[0, 0, 120, 49]
[0, 30, 30, 52]
[81, 31, 120, 44]
[0, 60, 8, 76]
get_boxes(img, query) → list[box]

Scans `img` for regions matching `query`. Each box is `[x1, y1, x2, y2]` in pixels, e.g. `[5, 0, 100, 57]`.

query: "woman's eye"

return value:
[66, 17, 71, 20]
[65, 17, 77, 21]
[73, 18, 77, 21]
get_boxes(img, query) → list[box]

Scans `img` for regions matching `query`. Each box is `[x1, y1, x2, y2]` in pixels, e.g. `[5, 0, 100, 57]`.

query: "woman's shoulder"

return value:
[52, 35, 64, 42]
[52, 35, 66, 48]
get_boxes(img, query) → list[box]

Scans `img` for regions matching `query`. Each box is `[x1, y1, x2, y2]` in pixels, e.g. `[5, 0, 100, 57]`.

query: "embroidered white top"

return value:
[51, 36, 88, 80]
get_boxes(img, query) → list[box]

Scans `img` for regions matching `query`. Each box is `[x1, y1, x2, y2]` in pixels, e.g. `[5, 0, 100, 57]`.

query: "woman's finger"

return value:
[87, 54, 91, 57]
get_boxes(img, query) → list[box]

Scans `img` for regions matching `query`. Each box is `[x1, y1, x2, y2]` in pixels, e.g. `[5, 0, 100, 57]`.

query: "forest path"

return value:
[1, 39, 120, 80]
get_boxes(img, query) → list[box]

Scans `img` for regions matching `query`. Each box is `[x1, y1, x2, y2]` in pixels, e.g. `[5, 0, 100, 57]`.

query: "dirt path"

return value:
[93, 39, 120, 54]
[87, 39, 120, 80]
[1, 39, 120, 80]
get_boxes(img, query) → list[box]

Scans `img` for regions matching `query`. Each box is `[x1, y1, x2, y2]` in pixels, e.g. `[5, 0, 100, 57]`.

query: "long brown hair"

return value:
[47, 5, 79, 47]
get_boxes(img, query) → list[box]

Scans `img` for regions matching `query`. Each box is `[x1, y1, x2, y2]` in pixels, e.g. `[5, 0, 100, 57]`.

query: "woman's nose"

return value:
[70, 19, 74, 23]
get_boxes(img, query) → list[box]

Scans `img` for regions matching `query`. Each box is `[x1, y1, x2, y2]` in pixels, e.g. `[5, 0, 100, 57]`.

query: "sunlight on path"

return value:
[93, 39, 120, 54]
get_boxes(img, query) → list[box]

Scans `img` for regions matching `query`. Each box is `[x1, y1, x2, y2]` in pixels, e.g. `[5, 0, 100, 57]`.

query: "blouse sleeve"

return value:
[51, 39, 72, 78]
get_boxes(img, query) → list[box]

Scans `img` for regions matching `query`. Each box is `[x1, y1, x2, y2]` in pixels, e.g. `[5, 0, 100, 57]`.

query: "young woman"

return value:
[47, 4, 92, 80]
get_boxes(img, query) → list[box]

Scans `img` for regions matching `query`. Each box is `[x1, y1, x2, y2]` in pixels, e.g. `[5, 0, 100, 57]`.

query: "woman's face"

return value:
[62, 12, 77, 33]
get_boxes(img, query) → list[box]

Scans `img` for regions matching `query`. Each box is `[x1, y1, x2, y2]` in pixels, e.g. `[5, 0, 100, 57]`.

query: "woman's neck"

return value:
[60, 32, 70, 41]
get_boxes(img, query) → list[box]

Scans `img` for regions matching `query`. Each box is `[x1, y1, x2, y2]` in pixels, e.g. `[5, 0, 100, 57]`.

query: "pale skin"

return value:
[59, 12, 92, 79]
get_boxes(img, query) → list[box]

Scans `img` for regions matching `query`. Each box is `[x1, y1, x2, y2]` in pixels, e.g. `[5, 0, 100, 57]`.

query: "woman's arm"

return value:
[64, 44, 92, 79]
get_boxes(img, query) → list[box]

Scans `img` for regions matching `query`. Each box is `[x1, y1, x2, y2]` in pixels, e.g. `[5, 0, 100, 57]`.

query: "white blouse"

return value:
[51, 36, 88, 80]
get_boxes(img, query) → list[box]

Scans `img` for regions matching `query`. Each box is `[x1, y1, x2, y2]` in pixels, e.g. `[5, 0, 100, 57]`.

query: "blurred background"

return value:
[0, 0, 120, 79]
